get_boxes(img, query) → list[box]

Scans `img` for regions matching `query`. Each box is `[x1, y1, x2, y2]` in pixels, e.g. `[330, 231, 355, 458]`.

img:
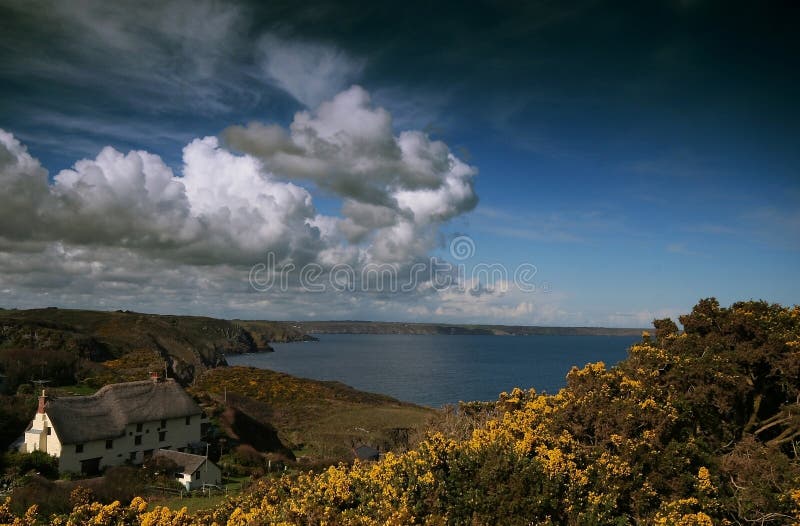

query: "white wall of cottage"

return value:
[23, 413, 202, 475]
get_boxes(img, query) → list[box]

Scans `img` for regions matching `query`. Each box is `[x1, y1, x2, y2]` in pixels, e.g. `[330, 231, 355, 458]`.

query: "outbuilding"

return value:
[353, 445, 380, 462]
[152, 448, 222, 491]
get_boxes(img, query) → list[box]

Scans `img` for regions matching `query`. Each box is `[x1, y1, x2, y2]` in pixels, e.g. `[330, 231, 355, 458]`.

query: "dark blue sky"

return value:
[0, 0, 797, 325]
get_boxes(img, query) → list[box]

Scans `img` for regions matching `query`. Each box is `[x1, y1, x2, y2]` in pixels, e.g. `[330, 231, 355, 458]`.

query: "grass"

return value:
[192, 367, 436, 460]
[53, 384, 97, 396]
[155, 476, 249, 513]
[295, 405, 435, 459]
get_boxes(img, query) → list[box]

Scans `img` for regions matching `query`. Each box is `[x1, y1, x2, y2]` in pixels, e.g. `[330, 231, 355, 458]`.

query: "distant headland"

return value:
[282, 320, 645, 337]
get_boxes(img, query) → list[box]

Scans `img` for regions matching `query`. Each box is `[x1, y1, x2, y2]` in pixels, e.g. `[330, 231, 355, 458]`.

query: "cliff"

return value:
[0, 308, 271, 387]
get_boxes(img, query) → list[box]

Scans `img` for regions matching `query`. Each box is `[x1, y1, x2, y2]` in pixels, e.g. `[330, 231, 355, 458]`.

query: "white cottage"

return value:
[21, 375, 203, 475]
[152, 449, 221, 491]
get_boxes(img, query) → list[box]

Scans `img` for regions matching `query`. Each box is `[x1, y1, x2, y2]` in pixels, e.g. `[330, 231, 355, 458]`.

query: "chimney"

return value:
[37, 390, 48, 414]
[150, 371, 161, 383]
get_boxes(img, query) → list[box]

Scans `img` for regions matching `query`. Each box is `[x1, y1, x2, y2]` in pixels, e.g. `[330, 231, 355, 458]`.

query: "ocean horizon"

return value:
[226, 333, 640, 407]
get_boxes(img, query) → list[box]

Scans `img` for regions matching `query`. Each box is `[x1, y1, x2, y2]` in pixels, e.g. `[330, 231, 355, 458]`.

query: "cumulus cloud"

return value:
[0, 86, 487, 320]
[0, 130, 51, 240]
[179, 137, 322, 264]
[0, 129, 322, 265]
[2, 86, 478, 269]
[224, 85, 478, 262]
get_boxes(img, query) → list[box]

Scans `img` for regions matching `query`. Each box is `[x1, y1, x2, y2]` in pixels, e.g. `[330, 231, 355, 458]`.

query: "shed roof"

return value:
[45, 379, 201, 445]
[152, 449, 208, 475]
[354, 445, 379, 460]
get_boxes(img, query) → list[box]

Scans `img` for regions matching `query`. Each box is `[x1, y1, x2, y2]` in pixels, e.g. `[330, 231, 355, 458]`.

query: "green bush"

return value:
[3, 450, 59, 479]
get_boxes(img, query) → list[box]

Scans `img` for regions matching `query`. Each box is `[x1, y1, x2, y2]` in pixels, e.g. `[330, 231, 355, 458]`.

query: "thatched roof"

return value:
[46, 379, 201, 445]
[152, 448, 208, 475]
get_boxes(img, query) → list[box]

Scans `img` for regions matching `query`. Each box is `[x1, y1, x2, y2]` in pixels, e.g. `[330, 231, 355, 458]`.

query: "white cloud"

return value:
[52, 146, 197, 245]
[2, 0, 255, 115]
[180, 136, 322, 264]
[0, 129, 51, 240]
[0, 86, 485, 319]
[0, 128, 321, 265]
[258, 34, 365, 108]
[224, 85, 478, 263]
[3, 86, 478, 270]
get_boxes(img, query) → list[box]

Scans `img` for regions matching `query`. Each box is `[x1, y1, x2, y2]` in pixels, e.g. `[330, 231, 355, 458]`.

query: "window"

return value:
[185, 416, 191, 425]
[46, 427, 51, 435]
[134, 435, 142, 446]
[105, 439, 113, 450]
[136, 423, 143, 433]
[129, 452, 136, 462]
[76, 444, 84, 453]
[160, 419, 166, 428]
[159, 431, 166, 442]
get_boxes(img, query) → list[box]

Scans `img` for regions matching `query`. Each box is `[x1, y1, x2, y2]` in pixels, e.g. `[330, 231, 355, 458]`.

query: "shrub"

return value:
[3, 450, 59, 480]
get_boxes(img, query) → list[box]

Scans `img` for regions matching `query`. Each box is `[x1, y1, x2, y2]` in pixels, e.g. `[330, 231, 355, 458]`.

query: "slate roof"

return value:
[152, 449, 208, 475]
[354, 445, 380, 461]
[45, 379, 201, 445]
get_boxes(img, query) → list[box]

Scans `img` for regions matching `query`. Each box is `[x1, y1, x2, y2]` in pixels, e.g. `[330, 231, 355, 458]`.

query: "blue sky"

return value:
[0, 0, 797, 326]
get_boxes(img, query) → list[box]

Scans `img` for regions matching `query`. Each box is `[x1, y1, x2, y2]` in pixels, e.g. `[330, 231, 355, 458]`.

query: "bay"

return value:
[226, 333, 639, 408]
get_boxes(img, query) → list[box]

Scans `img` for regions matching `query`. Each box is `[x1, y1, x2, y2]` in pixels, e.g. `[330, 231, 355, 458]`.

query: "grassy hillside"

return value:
[191, 366, 434, 460]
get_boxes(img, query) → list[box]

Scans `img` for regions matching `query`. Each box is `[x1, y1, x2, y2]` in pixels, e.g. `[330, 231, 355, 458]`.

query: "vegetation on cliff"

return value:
[192, 366, 434, 461]
[0, 308, 302, 392]
[3, 298, 799, 525]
